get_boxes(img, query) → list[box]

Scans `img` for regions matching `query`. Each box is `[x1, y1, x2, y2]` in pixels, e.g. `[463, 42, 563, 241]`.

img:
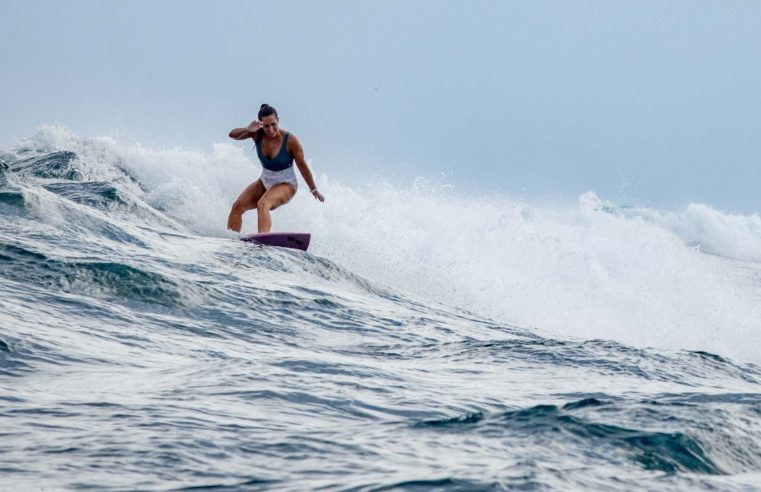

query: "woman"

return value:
[227, 104, 324, 233]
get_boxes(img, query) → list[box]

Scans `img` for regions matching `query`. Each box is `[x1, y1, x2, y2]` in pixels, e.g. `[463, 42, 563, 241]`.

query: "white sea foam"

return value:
[15, 126, 761, 362]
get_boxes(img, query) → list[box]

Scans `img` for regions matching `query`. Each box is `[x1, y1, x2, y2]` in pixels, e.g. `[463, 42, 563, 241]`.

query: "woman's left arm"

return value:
[290, 135, 325, 202]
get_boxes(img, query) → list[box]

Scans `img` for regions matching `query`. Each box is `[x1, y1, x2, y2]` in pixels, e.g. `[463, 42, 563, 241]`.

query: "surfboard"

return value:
[240, 232, 311, 251]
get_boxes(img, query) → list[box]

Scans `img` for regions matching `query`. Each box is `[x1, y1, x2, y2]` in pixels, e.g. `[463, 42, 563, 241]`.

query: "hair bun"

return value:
[257, 104, 278, 120]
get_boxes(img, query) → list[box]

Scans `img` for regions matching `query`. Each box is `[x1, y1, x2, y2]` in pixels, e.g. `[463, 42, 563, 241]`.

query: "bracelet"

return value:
[310, 188, 317, 193]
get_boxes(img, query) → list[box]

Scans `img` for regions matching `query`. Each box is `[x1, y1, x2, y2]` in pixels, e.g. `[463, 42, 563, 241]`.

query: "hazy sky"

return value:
[2, 1, 760, 212]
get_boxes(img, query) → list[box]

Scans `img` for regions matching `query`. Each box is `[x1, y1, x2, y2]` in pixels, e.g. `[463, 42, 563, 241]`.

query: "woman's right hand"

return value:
[246, 121, 263, 133]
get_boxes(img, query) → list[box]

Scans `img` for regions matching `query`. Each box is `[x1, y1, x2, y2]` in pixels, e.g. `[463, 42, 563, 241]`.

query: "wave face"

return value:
[1, 126, 761, 490]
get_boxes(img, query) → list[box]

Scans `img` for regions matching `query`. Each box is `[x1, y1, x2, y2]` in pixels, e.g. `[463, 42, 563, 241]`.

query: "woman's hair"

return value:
[258, 104, 278, 120]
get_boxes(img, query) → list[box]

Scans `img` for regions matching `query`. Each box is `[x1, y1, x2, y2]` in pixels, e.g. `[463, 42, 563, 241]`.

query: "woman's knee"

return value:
[231, 200, 248, 214]
[256, 199, 272, 212]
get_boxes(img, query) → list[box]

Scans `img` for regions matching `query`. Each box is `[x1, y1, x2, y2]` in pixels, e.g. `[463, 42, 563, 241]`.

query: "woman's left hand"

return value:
[311, 189, 325, 202]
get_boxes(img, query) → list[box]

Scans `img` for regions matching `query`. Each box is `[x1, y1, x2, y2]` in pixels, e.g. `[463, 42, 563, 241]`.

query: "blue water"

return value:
[2, 127, 761, 490]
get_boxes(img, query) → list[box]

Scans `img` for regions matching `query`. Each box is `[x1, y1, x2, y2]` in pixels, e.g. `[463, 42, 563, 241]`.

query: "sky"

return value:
[1, 0, 760, 213]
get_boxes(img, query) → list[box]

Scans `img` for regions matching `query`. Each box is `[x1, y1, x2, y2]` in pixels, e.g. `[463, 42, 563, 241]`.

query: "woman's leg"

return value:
[227, 180, 266, 232]
[256, 183, 296, 233]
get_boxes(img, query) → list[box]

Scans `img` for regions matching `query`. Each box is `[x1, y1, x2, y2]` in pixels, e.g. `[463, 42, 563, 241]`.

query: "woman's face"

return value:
[260, 115, 279, 137]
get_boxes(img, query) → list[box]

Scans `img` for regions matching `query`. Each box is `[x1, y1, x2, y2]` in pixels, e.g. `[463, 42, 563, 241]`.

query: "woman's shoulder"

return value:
[285, 131, 301, 147]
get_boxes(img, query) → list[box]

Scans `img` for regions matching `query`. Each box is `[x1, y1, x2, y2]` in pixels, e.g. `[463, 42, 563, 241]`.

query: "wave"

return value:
[580, 192, 761, 263]
[3, 132, 761, 492]
[416, 395, 761, 477]
[3, 125, 761, 363]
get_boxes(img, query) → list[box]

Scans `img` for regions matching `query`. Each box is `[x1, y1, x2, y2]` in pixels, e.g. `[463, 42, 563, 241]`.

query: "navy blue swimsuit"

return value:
[255, 133, 294, 171]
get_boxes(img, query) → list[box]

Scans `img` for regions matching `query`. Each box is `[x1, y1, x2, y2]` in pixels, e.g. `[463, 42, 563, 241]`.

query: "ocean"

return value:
[1, 126, 760, 491]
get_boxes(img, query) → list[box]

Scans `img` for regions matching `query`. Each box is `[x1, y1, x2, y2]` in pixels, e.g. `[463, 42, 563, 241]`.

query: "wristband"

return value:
[310, 188, 317, 193]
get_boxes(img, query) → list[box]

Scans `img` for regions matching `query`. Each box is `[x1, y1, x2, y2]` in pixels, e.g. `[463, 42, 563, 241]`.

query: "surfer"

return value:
[226, 104, 324, 233]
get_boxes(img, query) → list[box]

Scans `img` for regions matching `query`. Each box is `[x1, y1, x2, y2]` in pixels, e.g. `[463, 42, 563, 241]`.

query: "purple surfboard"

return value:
[240, 232, 311, 251]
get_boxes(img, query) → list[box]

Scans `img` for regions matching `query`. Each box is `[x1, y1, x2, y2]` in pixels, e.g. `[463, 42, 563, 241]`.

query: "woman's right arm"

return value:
[229, 121, 263, 140]
[229, 128, 253, 140]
